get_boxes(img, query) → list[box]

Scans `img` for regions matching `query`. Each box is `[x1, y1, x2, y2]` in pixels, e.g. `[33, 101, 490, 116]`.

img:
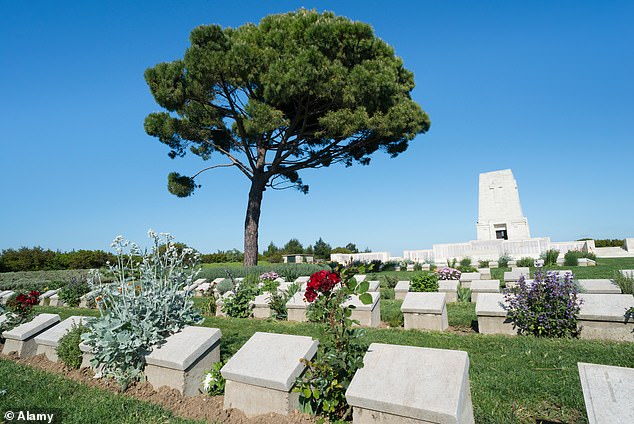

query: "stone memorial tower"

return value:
[476, 169, 530, 241]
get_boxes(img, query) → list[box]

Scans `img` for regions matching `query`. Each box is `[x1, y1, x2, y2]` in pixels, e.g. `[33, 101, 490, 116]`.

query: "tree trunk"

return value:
[243, 176, 266, 266]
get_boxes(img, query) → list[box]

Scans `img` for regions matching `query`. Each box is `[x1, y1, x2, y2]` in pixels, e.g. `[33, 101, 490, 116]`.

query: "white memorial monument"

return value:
[476, 169, 530, 241]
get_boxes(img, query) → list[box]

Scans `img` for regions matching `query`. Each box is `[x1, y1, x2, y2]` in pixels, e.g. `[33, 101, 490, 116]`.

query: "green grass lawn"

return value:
[31, 302, 634, 424]
[0, 360, 200, 424]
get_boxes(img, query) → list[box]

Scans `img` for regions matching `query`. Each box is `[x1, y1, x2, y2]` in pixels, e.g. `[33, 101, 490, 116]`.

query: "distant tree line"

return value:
[0, 247, 117, 272]
[261, 237, 369, 263]
[0, 237, 370, 271]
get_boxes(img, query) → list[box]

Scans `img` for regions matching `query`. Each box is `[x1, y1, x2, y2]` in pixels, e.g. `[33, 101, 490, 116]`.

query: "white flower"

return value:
[203, 372, 215, 392]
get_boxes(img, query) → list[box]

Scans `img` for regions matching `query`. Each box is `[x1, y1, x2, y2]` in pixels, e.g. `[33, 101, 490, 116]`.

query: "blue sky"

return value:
[1, 0, 632, 255]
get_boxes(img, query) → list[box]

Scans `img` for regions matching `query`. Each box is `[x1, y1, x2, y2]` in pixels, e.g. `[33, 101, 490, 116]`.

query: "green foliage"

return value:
[478, 260, 490, 268]
[457, 283, 472, 303]
[0, 247, 116, 273]
[57, 324, 90, 369]
[58, 278, 91, 307]
[268, 282, 300, 320]
[590, 238, 624, 248]
[541, 249, 560, 266]
[221, 276, 259, 318]
[447, 258, 458, 268]
[200, 249, 244, 263]
[413, 263, 423, 271]
[82, 232, 203, 390]
[380, 274, 398, 289]
[498, 254, 512, 268]
[259, 278, 279, 295]
[313, 237, 332, 260]
[216, 279, 234, 295]
[166, 172, 198, 197]
[282, 238, 304, 254]
[516, 257, 534, 268]
[381, 299, 403, 327]
[564, 251, 579, 266]
[202, 361, 226, 396]
[614, 271, 634, 295]
[410, 271, 439, 292]
[295, 266, 371, 420]
[0, 269, 99, 292]
[504, 270, 582, 338]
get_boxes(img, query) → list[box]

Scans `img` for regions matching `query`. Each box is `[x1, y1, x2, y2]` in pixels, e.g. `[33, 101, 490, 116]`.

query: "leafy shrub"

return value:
[381, 275, 398, 289]
[82, 231, 203, 390]
[57, 324, 90, 369]
[498, 255, 512, 268]
[222, 276, 259, 318]
[478, 260, 490, 268]
[295, 266, 371, 420]
[381, 261, 398, 271]
[516, 257, 534, 268]
[457, 283, 471, 302]
[541, 249, 559, 266]
[413, 263, 422, 271]
[564, 251, 579, 266]
[410, 272, 439, 292]
[58, 278, 91, 307]
[269, 282, 300, 320]
[202, 361, 226, 395]
[614, 271, 634, 295]
[504, 269, 582, 337]
[458, 257, 477, 272]
[216, 279, 233, 295]
[447, 258, 458, 268]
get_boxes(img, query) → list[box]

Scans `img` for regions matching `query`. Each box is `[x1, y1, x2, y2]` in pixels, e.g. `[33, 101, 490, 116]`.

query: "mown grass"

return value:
[32, 302, 634, 423]
[0, 359, 200, 424]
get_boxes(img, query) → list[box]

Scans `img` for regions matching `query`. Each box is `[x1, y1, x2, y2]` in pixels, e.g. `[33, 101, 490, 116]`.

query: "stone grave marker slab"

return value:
[401, 292, 448, 331]
[145, 326, 221, 396]
[346, 343, 474, 424]
[578, 362, 634, 424]
[438, 280, 459, 302]
[394, 281, 410, 301]
[476, 293, 515, 335]
[2, 313, 61, 357]
[221, 332, 318, 417]
[578, 279, 622, 294]
[578, 294, 634, 342]
[343, 292, 381, 327]
[470, 280, 500, 302]
[34, 316, 89, 362]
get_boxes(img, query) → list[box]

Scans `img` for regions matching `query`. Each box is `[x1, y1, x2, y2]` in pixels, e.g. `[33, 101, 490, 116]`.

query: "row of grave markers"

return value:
[2, 312, 631, 423]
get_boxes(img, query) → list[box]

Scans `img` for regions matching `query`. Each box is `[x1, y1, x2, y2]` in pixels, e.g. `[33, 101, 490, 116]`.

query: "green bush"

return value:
[541, 249, 559, 266]
[57, 324, 90, 369]
[498, 255, 511, 268]
[457, 283, 471, 302]
[380, 287, 395, 300]
[614, 271, 634, 295]
[58, 278, 91, 307]
[269, 282, 300, 320]
[592, 238, 624, 248]
[478, 260, 490, 268]
[410, 272, 438, 292]
[516, 257, 534, 268]
[222, 276, 259, 318]
[564, 251, 579, 266]
[82, 232, 203, 390]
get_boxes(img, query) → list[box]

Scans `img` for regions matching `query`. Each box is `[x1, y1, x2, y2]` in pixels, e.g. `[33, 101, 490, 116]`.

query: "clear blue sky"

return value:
[1, 0, 632, 255]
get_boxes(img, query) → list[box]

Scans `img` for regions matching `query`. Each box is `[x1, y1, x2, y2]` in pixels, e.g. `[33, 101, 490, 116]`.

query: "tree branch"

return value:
[192, 163, 237, 178]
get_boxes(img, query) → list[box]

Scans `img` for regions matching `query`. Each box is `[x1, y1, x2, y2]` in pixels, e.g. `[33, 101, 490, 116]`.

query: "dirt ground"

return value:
[0, 348, 316, 424]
